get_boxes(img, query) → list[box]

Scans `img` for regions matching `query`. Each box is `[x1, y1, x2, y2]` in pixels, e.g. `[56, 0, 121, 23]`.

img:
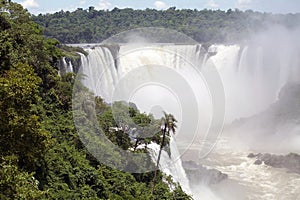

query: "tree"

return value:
[0, 156, 46, 199]
[151, 112, 177, 195]
[32, 6, 300, 44]
[0, 63, 51, 171]
[0, 2, 191, 198]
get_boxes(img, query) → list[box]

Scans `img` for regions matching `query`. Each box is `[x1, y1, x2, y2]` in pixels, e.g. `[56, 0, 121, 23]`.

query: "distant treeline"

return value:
[33, 7, 300, 44]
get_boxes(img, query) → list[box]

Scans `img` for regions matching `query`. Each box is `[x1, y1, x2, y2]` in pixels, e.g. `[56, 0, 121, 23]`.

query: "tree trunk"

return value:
[133, 139, 139, 151]
[151, 126, 167, 194]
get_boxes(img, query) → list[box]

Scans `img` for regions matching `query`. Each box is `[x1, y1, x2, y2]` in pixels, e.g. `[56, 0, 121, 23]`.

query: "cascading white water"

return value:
[207, 44, 300, 121]
[79, 44, 212, 142]
[78, 44, 208, 198]
[79, 47, 119, 100]
[62, 57, 74, 73]
[179, 137, 300, 200]
[77, 41, 300, 199]
[79, 44, 204, 99]
[79, 43, 300, 122]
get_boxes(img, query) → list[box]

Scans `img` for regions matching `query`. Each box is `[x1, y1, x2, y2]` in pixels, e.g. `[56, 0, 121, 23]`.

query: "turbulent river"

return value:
[178, 136, 300, 200]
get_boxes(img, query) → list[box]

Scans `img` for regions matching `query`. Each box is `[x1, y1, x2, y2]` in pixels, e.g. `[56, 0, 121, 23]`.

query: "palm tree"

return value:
[151, 112, 177, 195]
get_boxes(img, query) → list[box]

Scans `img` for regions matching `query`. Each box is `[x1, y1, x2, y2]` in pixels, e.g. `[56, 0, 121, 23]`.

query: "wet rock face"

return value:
[248, 153, 300, 174]
[182, 161, 228, 185]
[248, 153, 256, 158]
[254, 159, 263, 165]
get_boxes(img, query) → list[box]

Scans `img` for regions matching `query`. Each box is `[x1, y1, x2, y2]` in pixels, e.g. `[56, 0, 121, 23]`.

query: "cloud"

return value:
[154, 1, 168, 10]
[79, 0, 86, 6]
[96, 0, 112, 10]
[236, 0, 252, 9]
[21, 0, 39, 9]
[206, 0, 219, 8]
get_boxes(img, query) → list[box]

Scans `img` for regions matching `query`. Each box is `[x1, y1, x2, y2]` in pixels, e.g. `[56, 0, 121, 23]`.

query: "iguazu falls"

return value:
[1, 0, 300, 199]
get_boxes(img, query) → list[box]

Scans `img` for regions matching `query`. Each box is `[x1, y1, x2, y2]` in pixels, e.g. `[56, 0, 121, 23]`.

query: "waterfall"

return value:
[77, 42, 300, 199]
[77, 41, 300, 129]
[207, 44, 300, 121]
[147, 136, 192, 195]
[75, 41, 300, 123]
[79, 44, 209, 123]
[79, 47, 119, 99]
[237, 46, 248, 72]
[59, 57, 74, 75]
[67, 60, 74, 73]
[62, 57, 74, 73]
[77, 44, 207, 198]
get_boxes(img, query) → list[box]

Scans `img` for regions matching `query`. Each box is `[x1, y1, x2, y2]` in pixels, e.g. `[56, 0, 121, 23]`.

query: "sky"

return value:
[13, 0, 300, 15]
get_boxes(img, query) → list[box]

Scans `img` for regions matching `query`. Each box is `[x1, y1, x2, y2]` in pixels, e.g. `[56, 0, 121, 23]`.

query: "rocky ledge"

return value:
[248, 152, 300, 174]
[182, 161, 228, 185]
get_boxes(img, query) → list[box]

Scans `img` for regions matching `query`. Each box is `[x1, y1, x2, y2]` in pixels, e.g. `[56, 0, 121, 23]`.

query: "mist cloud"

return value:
[21, 0, 39, 8]
[154, 1, 168, 10]
[96, 0, 112, 10]
[206, 0, 219, 9]
[236, 0, 252, 9]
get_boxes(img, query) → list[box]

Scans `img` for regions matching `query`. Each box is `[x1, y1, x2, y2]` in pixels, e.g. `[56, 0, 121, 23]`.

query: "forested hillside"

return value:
[33, 7, 300, 44]
[0, 1, 190, 199]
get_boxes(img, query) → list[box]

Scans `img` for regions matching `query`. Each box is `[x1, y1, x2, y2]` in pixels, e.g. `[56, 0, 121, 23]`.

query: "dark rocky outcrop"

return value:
[248, 153, 300, 174]
[254, 159, 262, 165]
[247, 153, 256, 158]
[182, 161, 228, 185]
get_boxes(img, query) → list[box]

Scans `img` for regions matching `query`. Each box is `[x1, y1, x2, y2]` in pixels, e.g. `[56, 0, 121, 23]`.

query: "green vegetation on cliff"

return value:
[0, 1, 190, 199]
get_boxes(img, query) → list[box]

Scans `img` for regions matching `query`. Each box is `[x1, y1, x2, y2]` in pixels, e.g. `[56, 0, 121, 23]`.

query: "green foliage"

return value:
[60, 44, 88, 56]
[0, 156, 46, 199]
[0, 63, 51, 171]
[33, 7, 300, 44]
[44, 142, 106, 199]
[0, 2, 62, 90]
[0, 2, 191, 199]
